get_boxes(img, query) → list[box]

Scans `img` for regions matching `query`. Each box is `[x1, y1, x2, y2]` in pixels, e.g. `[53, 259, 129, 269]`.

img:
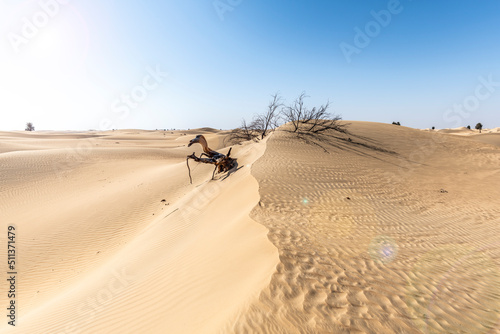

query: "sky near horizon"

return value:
[1, 0, 499, 131]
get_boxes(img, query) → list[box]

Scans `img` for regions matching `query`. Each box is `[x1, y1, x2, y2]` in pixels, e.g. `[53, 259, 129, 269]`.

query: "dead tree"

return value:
[227, 93, 283, 145]
[282, 92, 347, 134]
[225, 119, 260, 145]
[282, 92, 308, 132]
[253, 93, 283, 139]
[186, 135, 237, 183]
[302, 102, 347, 133]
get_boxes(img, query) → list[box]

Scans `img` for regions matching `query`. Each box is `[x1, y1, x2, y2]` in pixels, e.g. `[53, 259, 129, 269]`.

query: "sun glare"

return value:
[30, 26, 61, 59]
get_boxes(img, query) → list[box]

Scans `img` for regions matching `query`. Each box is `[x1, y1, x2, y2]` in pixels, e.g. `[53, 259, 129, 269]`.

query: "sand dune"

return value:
[1, 122, 499, 333]
[465, 133, 500, 148]
[425, 126, 500, 147]
[233, 122, 500, 333]
[434, 126, 475, 135]
[427, 126, 500, 136]
[0, 130, 277, 333]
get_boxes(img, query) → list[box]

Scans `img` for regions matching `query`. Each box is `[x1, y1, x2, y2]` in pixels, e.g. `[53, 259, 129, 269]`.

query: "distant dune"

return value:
[421, 126, 500, 148]
[1, 122, 499, 333]
[465, 133, 500, 147]
[423, 126, 500, 135]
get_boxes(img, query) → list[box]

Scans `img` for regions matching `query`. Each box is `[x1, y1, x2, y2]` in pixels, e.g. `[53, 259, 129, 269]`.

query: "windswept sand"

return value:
[233, 122, 500, 333]
[1, 122, 499, 333]
[0, 129, 278, 333]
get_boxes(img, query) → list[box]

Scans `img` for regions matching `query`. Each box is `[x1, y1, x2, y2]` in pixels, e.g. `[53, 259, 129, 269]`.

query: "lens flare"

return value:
[368, 235, 398, 264]
[406, 243, 500, 333]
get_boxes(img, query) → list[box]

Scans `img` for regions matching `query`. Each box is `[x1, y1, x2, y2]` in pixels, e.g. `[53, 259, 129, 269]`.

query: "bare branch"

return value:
[225, 118, 260, 145]
[282, 92, 309, 132]
[282, 93, 347, 134]
[254, 92, 284, 139]
[187, 135, 237, 183]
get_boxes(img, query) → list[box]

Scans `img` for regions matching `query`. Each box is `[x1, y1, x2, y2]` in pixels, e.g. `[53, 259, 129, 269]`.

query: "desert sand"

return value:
[1, 121, 499, 333]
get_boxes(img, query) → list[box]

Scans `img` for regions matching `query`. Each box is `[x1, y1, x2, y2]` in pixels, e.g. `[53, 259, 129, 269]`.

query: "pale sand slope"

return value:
[464, 133, 500, 148]
[0, 129, 278, 333]
[422, 127, 500, 147]
[423, 127, 500, 136]
[230, 122, 500, 333]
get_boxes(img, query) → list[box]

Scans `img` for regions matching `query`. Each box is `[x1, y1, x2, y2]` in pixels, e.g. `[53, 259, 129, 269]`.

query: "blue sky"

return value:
[1, 0, 499, 130]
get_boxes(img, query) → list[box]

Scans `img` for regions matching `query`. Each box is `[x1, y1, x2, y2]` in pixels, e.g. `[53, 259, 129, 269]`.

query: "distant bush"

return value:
[25, 122, 35, 131]
[392, 121, 401, 126]
[475, 122, 483, 133]
[432, 126, 435, 130]
[467, 125, 471, 130]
